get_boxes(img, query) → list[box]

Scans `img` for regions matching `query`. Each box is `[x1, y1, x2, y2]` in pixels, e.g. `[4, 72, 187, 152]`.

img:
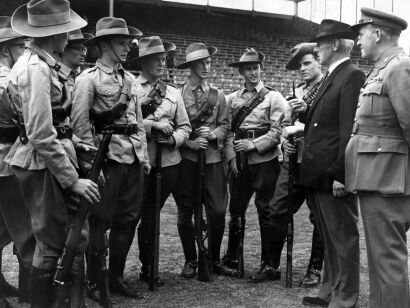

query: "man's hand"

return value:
[288, 98, 307, 113]
[229, 158, 239, 177]
[143, 162, 151, 175]
[69, 179, 100, 204]
[234, 139, 256, 152]
[332, 180, 348, 197]
[283, 140, 297, 156]
[157, 135, 176, 145]
[75, 142, 98, 153]
[152, 121, 174, 136]
[283, 125, 304, 138]
[189, 137, 208, 150]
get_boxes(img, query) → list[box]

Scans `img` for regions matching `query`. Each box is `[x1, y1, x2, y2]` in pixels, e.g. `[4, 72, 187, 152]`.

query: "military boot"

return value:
[178, 223, 197, 278]
[30, 267, 55, 308]
[208, 217, 225, 274]
[221, 217, 241, 269]
[300, 226, 324, 287]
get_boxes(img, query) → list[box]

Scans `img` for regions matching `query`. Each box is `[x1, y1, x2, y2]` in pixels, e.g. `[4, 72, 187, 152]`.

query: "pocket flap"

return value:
[362, 80, 383, 95]
[357, 136, 408, 154]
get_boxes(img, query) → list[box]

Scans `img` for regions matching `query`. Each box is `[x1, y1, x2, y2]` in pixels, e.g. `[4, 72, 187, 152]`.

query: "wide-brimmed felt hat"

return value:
[228, 48, 265, 67]
[350, 7, 408, 33]
[137, 36, 176, 59]
[67, 29, 94, 45]
[0, 16, 24, 44]
[127, 26, 143, 38]
[11, 0, 87, 38]
[176, 43, 217, 69]
[85, 17, 140, 46]
[286, 43, 317, 70]
[311, 19, 356, 42]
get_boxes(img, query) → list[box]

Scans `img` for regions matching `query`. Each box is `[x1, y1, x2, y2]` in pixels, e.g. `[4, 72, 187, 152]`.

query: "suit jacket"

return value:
[299, 59, 365, 190]
[345, 47, 410, 195]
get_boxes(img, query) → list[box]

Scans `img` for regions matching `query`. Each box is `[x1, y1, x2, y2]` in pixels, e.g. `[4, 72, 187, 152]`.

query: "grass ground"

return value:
[3, 196, 372, 307]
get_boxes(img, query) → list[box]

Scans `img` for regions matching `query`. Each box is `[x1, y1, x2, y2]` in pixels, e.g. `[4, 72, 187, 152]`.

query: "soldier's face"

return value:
[315, 39, 334, 66]
[107, 37, 131, 63]
[190, 57, 211, 80]
[64, 42, 87, 67]
[240, 63, 261, 85]
[357, 25, 378, 61]
[142, 53, 166, 78]
[298, 54, 321, 83]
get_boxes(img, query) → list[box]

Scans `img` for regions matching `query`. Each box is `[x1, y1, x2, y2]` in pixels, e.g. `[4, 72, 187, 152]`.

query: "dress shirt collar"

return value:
[96, 59, 124, 74]
[328, 57, 349, 75]
[240, 80, 264, 95]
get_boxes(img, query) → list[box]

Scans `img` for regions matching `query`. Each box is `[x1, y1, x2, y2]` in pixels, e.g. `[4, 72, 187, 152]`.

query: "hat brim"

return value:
[228, 51, 265, 67]
[0, 35, 25, 44]
[350, 22, 372, 33]
[129, 40, 176, 63]
[311, 31, 357, 42]
[85, 33, 139, 46]
[176, 46, 217, 69]
[11, 4, 87, 38]
[286, 48, 316, 70]
[68, 33, 94, 44]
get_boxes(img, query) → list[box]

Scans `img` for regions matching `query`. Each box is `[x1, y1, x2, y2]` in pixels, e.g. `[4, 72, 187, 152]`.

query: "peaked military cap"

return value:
[286, 43, 317, 70]
[311, 19, 356, 42]
[85, 17, 139, 46]
[11, 0, 87, 37]
[351, 7, 407, 33]
[228, 48, 265, 67]
[136, 36, 176, 59]
[0, 16, 24, 44]
[176, 43, 217, 69]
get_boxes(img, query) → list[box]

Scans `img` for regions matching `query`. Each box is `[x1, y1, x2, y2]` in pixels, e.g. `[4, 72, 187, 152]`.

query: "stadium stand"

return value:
[1, 0, 372, 95]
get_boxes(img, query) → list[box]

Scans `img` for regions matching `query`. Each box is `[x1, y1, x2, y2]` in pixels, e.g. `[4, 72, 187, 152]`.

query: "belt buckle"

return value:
[247, 130, 255, 139]
[352, 122, 359, 134]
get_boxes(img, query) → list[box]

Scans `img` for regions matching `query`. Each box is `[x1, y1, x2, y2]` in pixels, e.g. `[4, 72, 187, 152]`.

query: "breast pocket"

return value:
[363, 80, 388, 116]
[96, 84, 121, 107]
[355, 136, 408, 194]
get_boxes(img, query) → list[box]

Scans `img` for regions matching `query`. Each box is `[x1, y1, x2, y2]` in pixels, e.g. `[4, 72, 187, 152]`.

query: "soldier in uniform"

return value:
[71, 17, 149, 300]
[0, 16, 35, 306]
[135, 36, 191, 285]
[289, 20, 365, 307]
[173, 43, 228, 277]
[268, 42, 325, 287]
[222, 48, 286, 282]
[346, 8, 410, 308]
[6, 1, 100, 307]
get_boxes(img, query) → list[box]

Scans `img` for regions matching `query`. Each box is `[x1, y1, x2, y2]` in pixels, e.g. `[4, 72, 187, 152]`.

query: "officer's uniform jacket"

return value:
[224, 80, 286, 165]
[179, 77, 228, 164]
[71, 60, 148, 166]
[136, 75, 191, 168]
[346, 47, 410, 195]
[5, 42, 79, 189]
[0, 65, 15, 177]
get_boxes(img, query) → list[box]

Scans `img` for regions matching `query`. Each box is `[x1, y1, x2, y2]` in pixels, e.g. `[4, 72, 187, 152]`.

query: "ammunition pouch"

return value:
[94, 123, 138, 136]
[55, 125, 73, 139]
[90, 101, 128, 125]
[0, 126, 20, 144]
[141, 99, 161, 119]
[52, 102, 72, 124]
[141, 81, 167, 119]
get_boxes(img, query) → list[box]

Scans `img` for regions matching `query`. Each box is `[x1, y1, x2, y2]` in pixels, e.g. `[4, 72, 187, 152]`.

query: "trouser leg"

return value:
[359, 194, 410, 308]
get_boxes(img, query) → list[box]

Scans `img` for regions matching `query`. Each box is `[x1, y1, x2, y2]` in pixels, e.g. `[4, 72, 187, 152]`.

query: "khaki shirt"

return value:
[136, 75, 191, 168]
[224, 81, 286, 165]
[71, 60, 148, 166]
[179, 78, 228, 164]
[5, 43, 79, 189]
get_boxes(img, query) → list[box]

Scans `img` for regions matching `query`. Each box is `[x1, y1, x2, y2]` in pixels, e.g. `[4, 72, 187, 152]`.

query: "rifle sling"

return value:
[231, 87, 270, 133]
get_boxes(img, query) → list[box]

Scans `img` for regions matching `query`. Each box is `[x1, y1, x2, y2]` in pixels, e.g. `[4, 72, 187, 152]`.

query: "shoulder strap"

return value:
[189, 86, 219, 130]
[231, 87, 270, 132]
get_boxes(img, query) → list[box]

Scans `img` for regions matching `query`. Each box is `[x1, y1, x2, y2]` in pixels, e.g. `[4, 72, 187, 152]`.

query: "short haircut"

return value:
[336, 39, 354, 56]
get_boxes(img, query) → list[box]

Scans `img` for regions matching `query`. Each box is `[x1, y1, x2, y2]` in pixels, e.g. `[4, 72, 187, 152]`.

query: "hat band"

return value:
[186, 49, 211, 62]
[69, 33, 84, 40]
[0, 28, 18, 40]
[139, 45, 166, 57]
[240, 54, 261, 62]
[28, 11, 71, 27]
[96, 27, 130, 37]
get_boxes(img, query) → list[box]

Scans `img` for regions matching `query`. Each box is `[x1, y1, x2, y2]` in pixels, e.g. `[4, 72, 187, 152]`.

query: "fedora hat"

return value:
[311, 19, 356, 42]
[11, 0, 87, 38]
[137, 36, 176, 59]
[67, 29, 94, 45]
[176, 43, 217, 69]
[286, 43, 317, 70]
[85, 17, 140, 46]
[127, 26, 143, 38]
[351, 7, 407, 33]
[228, 48, 265, 67]
[0, 16, 24, 44]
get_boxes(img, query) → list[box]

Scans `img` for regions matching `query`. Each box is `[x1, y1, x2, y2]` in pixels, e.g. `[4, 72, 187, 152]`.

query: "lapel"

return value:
[306, 59, 351, 122]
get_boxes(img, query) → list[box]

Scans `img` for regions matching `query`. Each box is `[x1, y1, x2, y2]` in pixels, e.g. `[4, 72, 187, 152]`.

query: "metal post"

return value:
[339, 0, 342, 21]
[109, 0, 114, 17]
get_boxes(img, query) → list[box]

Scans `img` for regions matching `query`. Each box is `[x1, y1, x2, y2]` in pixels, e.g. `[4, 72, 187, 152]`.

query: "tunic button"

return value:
[244, 123, 248, 126]
[313, 123, 317, 127]
[108, 92, 112, 95]
[351, 134, 354, 137]
[378, 148, 382, 152]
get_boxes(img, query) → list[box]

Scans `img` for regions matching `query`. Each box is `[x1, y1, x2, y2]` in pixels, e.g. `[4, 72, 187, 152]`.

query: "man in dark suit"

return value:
[289, 19, 365, 308]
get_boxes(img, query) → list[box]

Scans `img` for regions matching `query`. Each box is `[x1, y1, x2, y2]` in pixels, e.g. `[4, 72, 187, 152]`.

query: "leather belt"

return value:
[55, 125, 73, 139]
[94, 124, 138, 136]
[0, 126, 19, 144]
[352, 122, 403, 138]
[235, 128, 269, 140]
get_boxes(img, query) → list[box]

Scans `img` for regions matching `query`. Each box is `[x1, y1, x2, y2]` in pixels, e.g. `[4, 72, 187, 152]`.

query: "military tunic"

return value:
[345, 47, 410, 308]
